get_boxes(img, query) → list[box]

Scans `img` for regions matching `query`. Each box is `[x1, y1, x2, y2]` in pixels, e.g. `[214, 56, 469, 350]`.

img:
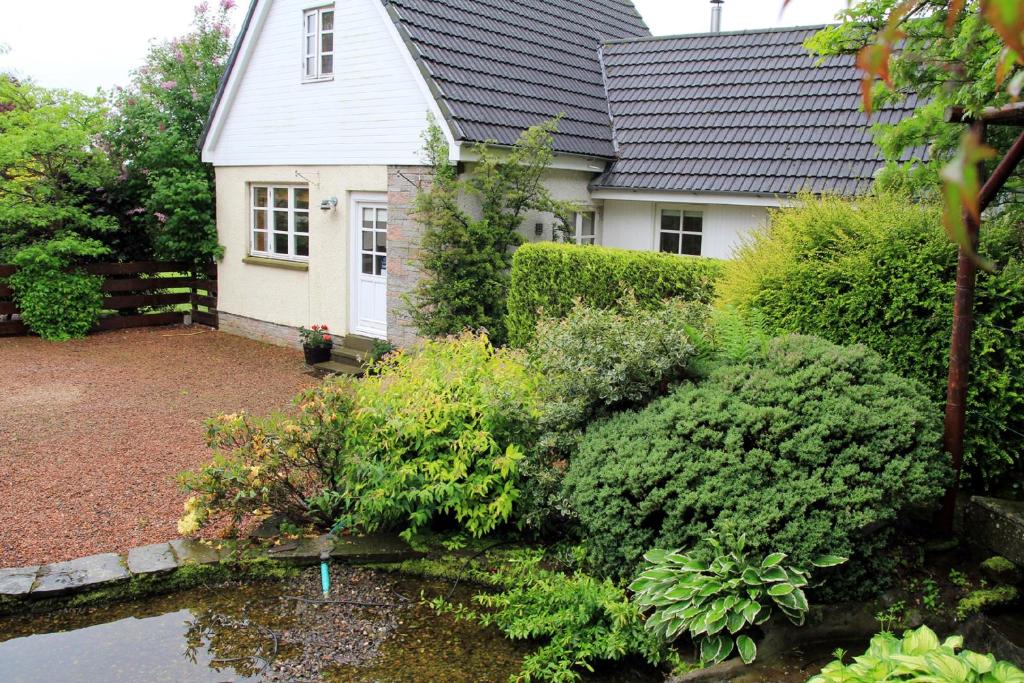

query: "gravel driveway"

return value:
[0, 327, 317, 568]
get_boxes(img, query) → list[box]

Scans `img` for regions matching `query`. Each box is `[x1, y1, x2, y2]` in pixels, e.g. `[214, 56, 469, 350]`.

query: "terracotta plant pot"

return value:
[303, 345, 332, 365]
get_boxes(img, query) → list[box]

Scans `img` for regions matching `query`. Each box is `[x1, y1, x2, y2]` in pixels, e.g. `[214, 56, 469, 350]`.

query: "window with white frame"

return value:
[302, 6, 335, 81]
[567, 210, 598, 245]
[251, 185, 310, 260]
[658, 207, 702, 256]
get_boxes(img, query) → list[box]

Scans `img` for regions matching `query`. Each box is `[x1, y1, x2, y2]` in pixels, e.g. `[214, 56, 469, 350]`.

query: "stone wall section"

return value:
[386, 165, 433, 348]
[219, 311, 300, 349]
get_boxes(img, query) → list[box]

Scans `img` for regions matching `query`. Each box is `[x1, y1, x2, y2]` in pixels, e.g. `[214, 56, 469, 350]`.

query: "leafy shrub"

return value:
[431, 548, 676, 683]
[506, 242, 723, 347]
[720, 193, 1024, 486]
[563, 335, 948, 597]
[631, 535, 845, 665]
[518, 297, 709, 530]
[410, 118, 573, 345]
[529, 296, 710, 454]
[809, 625, 1024, 683]
[8, 236, 109, 341]
[181, 332, 541, 540]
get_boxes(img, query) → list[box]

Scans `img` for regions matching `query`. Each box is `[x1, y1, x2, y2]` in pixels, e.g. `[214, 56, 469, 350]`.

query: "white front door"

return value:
[352, 201, 388, 338]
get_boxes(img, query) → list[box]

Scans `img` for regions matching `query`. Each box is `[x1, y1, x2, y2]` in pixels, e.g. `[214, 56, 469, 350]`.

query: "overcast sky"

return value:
[0, 0, 850, 93]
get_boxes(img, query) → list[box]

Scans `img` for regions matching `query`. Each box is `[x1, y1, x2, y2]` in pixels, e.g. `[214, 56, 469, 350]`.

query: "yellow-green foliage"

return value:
[809, 626, 1024, 683]
[721, 193, 1024, 485]
[182, 332, 541, 541]
[506, 242, 722, 347]
[956, 586, 1020, 621]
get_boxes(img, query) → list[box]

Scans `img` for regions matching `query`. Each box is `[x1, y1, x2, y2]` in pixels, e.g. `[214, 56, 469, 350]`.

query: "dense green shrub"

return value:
[809, 625, 1024, 683]
[529, 296, 710, 453]
[563, 335, 947, 596]
[721, 193, 1024, 487]
[8, 236, 109, 341]
[181, 332, 541, 540]
[410, 118, 573, 345]
[506, 242, 723, 347]
[518, 297, 709, 530]
[431, 548, 676, 683]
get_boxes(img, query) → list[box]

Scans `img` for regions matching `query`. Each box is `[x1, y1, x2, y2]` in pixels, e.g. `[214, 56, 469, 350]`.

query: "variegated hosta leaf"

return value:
[736, 634, 757, 665]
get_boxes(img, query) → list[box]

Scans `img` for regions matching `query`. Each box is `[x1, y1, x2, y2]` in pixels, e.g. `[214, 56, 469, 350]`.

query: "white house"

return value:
[200, 0, 916, 349]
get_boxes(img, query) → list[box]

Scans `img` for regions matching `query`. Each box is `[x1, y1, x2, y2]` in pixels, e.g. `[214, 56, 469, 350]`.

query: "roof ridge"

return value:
[602, 23, 833, 46]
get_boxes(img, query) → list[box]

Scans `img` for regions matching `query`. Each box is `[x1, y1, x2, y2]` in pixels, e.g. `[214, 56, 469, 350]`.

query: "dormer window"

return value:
[303, 6, 335, 82]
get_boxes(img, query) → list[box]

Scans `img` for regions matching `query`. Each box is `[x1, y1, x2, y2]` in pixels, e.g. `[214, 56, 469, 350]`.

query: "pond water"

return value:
[0, 567, 664, 683]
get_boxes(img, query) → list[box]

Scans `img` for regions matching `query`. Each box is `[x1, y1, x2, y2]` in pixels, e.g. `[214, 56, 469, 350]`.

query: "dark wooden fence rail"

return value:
[0, 261, 217, 337]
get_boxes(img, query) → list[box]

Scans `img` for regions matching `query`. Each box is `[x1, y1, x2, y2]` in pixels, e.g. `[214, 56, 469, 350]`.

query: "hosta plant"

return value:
[808, 625, 1024, 683]
[630, 535, 845, 666]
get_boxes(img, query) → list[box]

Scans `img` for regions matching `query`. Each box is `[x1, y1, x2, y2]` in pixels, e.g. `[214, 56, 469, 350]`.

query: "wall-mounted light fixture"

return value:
[320, 196, 338, 211]
[534, 222, 544, 237]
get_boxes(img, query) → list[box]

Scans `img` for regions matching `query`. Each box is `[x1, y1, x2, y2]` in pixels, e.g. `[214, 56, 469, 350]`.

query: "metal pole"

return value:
[938, 119, 986, 535]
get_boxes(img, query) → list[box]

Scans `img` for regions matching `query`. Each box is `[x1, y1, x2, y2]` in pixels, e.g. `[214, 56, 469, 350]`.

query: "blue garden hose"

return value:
[321, 520, 346, 596]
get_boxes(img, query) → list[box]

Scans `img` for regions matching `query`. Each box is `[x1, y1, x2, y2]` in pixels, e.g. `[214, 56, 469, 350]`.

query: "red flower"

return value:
[322, 334, 332, 342]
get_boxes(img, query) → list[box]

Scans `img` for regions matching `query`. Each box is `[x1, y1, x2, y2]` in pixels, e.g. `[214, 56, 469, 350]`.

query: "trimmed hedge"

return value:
[506, 242, 722, 347]
[720, 193, 1024, 487]
[563, 335, 948, 598]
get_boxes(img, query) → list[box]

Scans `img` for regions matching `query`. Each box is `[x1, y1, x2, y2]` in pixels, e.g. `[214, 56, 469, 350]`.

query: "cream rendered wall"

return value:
[203, 0, 437, 166]
[214, 165, 388, 337]
[517, 169, 598, 244]
[602, 199, 771, 259]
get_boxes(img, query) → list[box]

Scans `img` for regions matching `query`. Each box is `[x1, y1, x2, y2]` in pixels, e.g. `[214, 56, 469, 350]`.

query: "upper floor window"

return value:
[303, 6, 335, 81]
[251, 185, 310, 260]
[658, 208, 702, 256]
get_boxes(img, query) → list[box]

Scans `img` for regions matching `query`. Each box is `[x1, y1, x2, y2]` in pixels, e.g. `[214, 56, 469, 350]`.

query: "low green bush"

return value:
[181, 332, 542, 540]
[721, 193, 1024, 487]
[506, 242, 722, 347]
[518, 296, 709, 530]
[563, 335, 948, 597]
[430, 548, 677, 683]
[7, 235, 109, 340]
[631, 535, 845, 666]
[808, 625, 1024, 682]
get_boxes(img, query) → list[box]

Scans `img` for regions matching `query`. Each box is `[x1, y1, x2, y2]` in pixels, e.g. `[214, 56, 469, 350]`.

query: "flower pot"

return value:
[303, 345, 332, 365]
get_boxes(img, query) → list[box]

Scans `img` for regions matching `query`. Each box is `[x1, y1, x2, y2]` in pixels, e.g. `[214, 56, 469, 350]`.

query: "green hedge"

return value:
[720, 193, 1024, 488]
[506, 242, 722, 347]
[563, 335, 947, 598]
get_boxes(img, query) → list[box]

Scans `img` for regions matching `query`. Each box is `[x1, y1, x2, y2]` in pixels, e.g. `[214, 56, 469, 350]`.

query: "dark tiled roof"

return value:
[593, 26, 922, 196]
[384, 0, 650, 158]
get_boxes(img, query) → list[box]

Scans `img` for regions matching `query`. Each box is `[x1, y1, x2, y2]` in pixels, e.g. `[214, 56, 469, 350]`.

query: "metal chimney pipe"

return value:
[710, 0, 723, 32]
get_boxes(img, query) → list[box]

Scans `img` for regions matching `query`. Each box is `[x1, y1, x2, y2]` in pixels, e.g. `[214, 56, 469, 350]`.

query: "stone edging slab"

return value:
[0, 534, 423, 603]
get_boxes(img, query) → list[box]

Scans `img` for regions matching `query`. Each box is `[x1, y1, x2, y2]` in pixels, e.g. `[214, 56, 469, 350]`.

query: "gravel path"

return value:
[0, 327, 317, 568]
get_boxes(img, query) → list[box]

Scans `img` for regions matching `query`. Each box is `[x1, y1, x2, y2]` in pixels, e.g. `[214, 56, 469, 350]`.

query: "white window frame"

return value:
[302, 5, 335, 82]
[566, 210, 599, 245]
[250, 185, 310, 261]
[656, 204, 703, 256]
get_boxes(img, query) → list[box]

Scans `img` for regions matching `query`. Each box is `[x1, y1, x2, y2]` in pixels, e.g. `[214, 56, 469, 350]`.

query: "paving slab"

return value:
[265, 536, 330, 566]
[127, 543, 178, 576]
[169, 539, 221, 566]
[966, 497, 1024, 567]
[330, 534, 425, 564]
[0, 566, 40, 597]
[32, 553, 129, 597]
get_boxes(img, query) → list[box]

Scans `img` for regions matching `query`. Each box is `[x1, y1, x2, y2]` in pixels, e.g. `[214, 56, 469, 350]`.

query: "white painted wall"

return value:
[601, 199, 771, 259]
[203, 0, 437, 166]
[214, 165, 388, 337]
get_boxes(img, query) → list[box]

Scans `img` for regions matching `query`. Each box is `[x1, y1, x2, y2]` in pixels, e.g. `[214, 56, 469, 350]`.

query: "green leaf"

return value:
[759, 566, 788, 582]
[761, 552, 787, 568]
[767, 583, 795, 596]
[736, 635, 757, 664]
[810, 555, 847, 568]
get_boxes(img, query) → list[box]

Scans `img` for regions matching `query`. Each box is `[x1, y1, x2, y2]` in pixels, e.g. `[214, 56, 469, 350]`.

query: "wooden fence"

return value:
[0, 261, 217, 338]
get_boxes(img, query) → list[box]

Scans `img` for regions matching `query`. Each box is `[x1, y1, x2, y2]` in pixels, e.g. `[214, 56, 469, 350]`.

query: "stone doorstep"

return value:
[32, 553, 130, 598]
